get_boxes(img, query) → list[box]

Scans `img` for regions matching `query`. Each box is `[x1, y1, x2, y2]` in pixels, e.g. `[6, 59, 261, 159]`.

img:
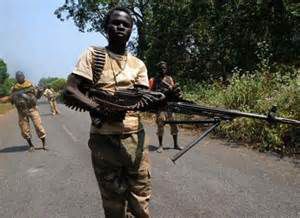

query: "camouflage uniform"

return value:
[155, 111, 178, 137]
[43, 88, 60, 115]
[72, 46, 151, 217]
[11, 80, 46, 140]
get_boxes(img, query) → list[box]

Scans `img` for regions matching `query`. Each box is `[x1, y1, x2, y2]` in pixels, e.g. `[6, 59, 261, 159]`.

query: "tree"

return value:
[55, 0, 300, 82]
[50, 78, 67, 92]
[0, 78, 16, 97]
[54, 0, 152, 58]
[38, 77, 60, 87]
[0, 59, 9, 84]
[38, 77, 66, 91]
[0, 59, 14, 97]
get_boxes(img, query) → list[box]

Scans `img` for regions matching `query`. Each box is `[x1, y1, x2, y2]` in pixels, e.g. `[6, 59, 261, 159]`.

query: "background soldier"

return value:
[65, 7, 151, 217]
[11, 71, 47, 151]
[149, 61, 183, 153]
[43, 86, 60, 115]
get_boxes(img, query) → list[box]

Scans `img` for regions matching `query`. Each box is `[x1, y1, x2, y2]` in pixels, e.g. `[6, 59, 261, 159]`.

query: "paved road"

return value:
[0, 102, 299, 218]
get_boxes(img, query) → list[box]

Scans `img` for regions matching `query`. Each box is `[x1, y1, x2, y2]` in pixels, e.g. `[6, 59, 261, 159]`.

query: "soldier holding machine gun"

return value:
[64, 7, 151, 218]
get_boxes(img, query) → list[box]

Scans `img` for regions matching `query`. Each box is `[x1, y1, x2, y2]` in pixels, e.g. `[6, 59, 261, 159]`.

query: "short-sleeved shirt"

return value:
[72, 46, 149, 135]
[43, 88, 55, 100]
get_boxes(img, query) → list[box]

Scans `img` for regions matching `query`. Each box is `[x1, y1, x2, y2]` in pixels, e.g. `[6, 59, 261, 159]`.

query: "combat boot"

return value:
[157, 136, 163, 153]
[173, 135, 183, 150]
[41, 137, 48, 150]
[26, 138, 35, 152]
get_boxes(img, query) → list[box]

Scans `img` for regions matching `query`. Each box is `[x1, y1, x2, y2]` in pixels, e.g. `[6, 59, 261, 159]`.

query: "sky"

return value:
[0, 0, 107, 83]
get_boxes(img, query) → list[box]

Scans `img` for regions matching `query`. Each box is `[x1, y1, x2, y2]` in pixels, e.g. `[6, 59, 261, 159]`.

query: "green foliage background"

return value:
[0, 59, 16, 97]
[55, 0, 300, 153]
[183, 67, 299, 154]
[38, 77, 67, 92]
[55, 0, 300, 79]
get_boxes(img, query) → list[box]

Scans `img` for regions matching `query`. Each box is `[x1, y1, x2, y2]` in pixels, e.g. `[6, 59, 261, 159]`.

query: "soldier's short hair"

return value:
[102, 7, 134, 32]
[156, 61, 168, 68]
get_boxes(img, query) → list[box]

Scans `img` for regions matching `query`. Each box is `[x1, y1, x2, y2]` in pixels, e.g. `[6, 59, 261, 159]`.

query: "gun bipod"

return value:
[170, 120, 221, 163]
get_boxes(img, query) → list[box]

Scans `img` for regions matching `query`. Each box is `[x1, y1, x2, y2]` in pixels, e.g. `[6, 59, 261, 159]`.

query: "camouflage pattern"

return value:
[89, 130, 151, 218]
[73, 46, 151, 217]
[12, 80, 46, 140]
[18, 106, 46, 140]
[44, 88, 60, 115]
[49, 99, 59, 115]
[156, 111, 178, 136]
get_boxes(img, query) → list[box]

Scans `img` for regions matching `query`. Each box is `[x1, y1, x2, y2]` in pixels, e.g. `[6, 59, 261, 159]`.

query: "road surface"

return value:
[0, 102, 299, 217]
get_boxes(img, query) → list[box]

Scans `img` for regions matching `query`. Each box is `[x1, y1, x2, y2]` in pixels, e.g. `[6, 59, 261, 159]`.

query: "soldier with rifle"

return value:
[64, 7, 151, 218]
[149, 61, 182, 152]
[2, 71, 47, 151]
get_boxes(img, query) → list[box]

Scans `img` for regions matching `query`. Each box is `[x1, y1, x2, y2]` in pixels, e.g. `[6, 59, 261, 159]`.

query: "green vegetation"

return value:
[182, 67, 299, 154]
[38, 77, 66, 92]
[55, 1, 300, 154]
[55, 0, 300, 79]
[0, 59, 16, 97]
[0, 59, 9, 84]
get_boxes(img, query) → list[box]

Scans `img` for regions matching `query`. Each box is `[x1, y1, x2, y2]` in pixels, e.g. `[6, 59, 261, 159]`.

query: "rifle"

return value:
[63, 86, 300, 162]
[163, 102, 300, 163]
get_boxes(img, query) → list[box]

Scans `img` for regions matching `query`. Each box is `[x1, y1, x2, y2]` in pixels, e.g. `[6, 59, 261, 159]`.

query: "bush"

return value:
[181, 67, 300, 154]
[0, 78, 16, 97]
[50, 78, 66, 92]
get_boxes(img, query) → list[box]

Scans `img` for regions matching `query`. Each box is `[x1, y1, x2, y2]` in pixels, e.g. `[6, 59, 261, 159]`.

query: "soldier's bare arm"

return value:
[65, 74, 98, 110]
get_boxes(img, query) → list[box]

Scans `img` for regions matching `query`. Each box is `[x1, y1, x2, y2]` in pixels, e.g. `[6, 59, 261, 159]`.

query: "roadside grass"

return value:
[180, 69, 300, 155]
[0, 103, 13, 115]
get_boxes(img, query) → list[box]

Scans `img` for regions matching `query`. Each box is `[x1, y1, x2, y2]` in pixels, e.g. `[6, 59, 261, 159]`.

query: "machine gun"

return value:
[11, 88, 37, 111]
[63, 86, 300, 162]
[163, 102, 300, 163]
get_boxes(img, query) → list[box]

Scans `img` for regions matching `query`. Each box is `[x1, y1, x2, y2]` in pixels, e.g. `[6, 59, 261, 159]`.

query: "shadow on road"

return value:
[0, 145, 28, 153]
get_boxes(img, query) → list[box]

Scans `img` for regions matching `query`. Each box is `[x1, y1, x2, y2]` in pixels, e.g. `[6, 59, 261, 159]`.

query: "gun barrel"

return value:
[167, 102, 300, 126]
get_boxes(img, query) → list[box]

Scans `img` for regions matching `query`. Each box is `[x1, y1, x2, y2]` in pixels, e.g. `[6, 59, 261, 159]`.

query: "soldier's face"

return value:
[106, 10, 133, 44]
[16, 74, 25, 83]
[159, 64, 168, 75]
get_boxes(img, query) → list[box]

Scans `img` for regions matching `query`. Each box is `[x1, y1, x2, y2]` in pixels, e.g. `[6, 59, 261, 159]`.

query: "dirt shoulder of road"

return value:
[0, 103, 14, 115]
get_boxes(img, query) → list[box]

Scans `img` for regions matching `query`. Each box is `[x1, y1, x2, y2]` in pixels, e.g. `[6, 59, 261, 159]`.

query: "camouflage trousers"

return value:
[156, 111, 178, 136]
[18, 107, 46, 140]
[89, 130, 151, 218]
[48, 99, 59, 115]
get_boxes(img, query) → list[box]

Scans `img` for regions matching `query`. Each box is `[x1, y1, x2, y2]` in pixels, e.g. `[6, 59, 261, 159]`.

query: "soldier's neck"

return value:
[107, 42, 127, 55]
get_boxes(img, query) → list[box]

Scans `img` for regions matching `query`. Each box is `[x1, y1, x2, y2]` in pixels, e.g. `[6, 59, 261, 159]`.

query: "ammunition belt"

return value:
[91, 46, 106, 85]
